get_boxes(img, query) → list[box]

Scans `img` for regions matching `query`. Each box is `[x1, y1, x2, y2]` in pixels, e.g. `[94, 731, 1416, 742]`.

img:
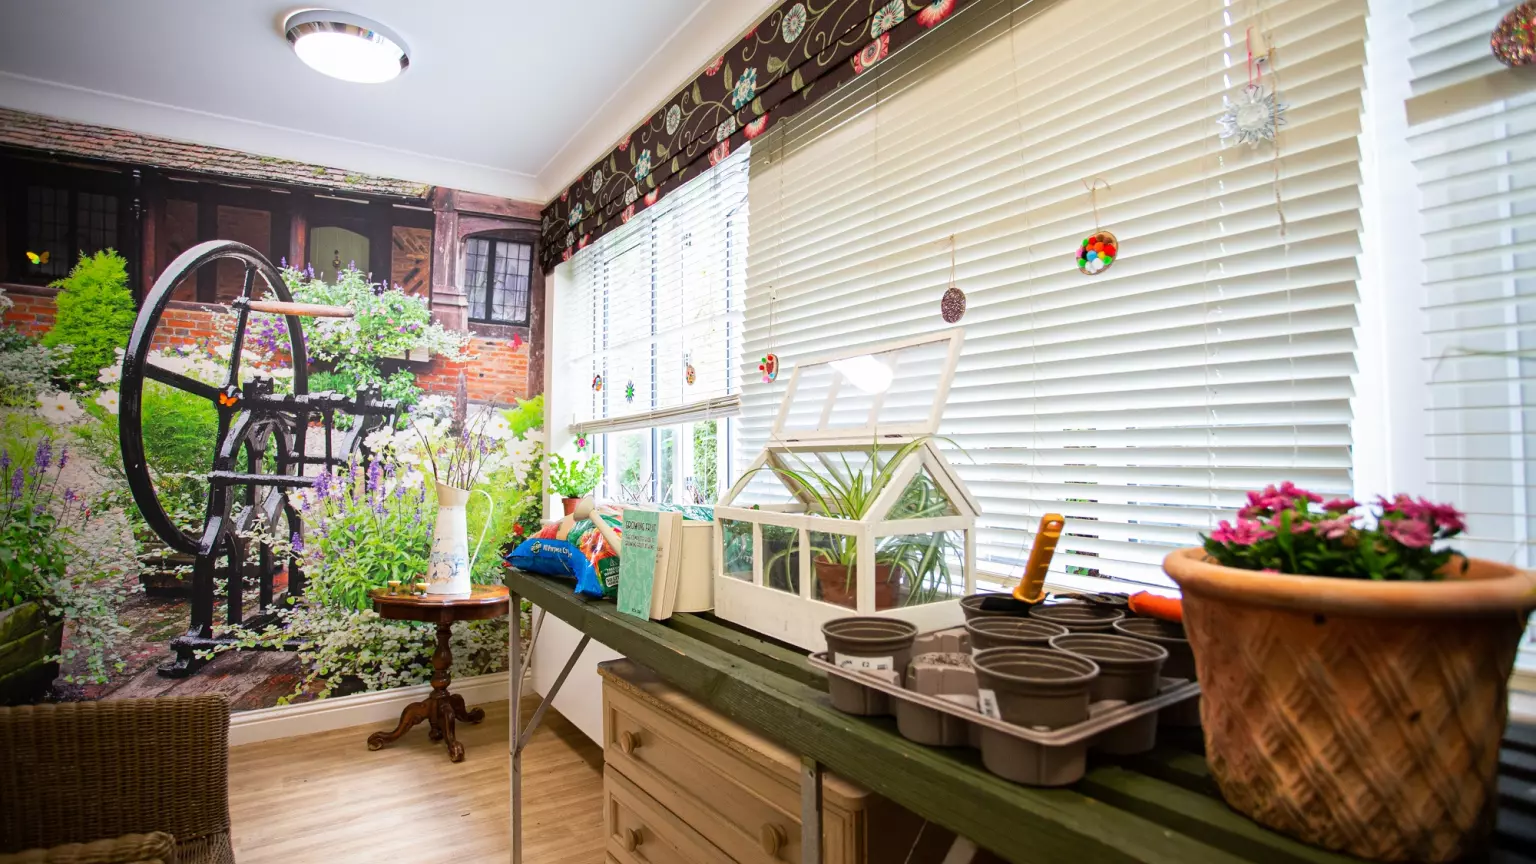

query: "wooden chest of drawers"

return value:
[599, 660, 922, 864]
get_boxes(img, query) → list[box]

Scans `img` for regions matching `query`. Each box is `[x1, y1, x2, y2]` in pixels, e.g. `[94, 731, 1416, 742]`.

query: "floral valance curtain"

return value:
[538, 0, 966, 271]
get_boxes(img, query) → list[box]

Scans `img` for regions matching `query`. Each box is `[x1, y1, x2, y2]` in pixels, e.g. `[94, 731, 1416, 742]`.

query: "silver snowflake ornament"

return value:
[1218, 83, 1288, 148]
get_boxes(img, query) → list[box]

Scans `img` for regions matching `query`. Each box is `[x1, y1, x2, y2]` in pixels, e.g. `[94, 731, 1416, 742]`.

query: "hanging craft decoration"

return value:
[576, 434, 588, 451]
[939, 234, 966, 323]
[759, 354, 780, 383]
[1218, 28, 1287, 148]
[1492, 2, 1536, 66]
[1077, 179, 1118, 276]
[592, 374, 603, 392]
[625, 380, 635, 403]
[685, 353, 697, 386]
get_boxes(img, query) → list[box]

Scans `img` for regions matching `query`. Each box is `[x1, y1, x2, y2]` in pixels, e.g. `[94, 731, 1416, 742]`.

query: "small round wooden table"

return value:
[366, 584, 510, 763]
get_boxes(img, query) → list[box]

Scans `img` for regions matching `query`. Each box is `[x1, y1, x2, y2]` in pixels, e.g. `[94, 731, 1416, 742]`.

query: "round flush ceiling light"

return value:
[284, 10, 409, 84]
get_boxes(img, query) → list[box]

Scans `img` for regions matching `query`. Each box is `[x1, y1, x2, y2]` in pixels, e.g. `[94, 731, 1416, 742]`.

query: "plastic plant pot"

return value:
[1113, 617, 1200, 727]
[1112, 618, 1193, 679]
[821, 617, 919, 715]
[971, 647, 1100, 785]
[960, 592, 1031, 620]
[1029, 602, 1125, 633]
[1049, 632, 1168, 754]
[963, 617, 1068, 651]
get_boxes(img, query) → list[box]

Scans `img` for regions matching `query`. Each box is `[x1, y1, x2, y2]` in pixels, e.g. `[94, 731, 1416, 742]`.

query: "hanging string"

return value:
[1083, 178, 1111, 230]
[948, 233, 957, 285]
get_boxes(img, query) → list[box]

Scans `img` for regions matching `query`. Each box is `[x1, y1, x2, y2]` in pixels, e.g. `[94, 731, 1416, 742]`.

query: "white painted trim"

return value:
[228, 671, 510, 747]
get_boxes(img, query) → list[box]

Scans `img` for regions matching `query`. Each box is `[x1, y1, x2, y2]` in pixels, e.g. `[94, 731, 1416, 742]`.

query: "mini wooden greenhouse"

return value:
[713, 329, 978, 650]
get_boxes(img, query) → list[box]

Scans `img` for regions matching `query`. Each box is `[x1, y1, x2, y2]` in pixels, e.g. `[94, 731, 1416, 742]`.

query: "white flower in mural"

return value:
[37, 391, 84, 425]
[94, 389, 120, 415]
[716, 116, 738, 143]
[870, 0, 905, 37]
[731, 68, 758, 110]
[782, 3, 807, 42]
[97, 348, 125, 385]
[624, 186, 639, 205]
[665, 103, 682, 136]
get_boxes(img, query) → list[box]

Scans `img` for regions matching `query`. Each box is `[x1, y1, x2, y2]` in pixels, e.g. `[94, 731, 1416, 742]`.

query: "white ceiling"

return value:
[0, 0, 769, 202]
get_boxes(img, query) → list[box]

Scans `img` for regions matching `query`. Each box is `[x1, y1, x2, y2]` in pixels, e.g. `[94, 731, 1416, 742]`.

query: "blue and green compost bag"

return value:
[506, 512, 623, 599]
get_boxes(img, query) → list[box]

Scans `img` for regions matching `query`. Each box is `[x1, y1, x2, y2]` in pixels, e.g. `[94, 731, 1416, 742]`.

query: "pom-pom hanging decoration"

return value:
[1492, 2, 1536, 67]
[1077, 230, 1118, 276]
[1076, 179, 1118, 276]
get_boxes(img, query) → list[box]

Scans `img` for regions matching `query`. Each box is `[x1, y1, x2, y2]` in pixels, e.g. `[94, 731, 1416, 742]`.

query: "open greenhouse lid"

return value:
[770, 328, 964, 445]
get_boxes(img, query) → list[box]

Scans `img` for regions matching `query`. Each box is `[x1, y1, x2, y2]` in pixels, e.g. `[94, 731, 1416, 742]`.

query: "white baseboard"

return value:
[228, 672, 509, 747]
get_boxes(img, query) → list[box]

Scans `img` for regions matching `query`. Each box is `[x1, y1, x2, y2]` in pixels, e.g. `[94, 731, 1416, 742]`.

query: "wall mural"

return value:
[538, 0, 967, 270]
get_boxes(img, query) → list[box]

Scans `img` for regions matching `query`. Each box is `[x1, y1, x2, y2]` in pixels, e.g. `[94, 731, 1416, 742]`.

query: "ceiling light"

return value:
[284, 10, 409, 84]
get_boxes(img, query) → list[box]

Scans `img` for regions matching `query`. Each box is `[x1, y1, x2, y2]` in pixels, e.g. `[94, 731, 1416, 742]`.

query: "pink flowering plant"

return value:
[1203, 482, 1468, 581]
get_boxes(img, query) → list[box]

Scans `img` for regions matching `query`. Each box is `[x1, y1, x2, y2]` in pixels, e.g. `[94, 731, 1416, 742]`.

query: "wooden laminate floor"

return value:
[230, 697, 606, 864]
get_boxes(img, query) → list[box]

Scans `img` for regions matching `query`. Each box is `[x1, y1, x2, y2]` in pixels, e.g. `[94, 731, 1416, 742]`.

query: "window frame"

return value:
[463, 235, 533, 327]
[2, 157, 129, 285]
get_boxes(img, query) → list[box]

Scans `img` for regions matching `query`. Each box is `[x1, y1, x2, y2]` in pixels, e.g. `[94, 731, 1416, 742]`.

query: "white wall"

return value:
[529, 609, 622, 743]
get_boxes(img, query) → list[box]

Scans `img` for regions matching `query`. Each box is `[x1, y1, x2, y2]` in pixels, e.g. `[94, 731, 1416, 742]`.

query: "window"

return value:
[741, 0, 1368, 595]
[464, 237, 532, 325]
[1405, 0, 1536, 669]
[560, 145, 751, 506]
[25, 185, 117, 279]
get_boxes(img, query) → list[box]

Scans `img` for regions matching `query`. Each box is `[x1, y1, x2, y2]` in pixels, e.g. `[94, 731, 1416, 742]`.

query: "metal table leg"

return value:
[802, 756, 823, 864]
[509, 591, 522, 864]
[509, 599, 590, 864]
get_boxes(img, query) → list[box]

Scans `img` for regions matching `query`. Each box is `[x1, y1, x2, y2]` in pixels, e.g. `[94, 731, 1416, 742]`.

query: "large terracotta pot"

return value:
[1164, 548, 1536, 863]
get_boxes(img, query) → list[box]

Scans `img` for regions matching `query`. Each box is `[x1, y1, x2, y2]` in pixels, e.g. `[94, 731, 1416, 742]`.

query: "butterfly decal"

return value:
[217, 392, 240, 408]
[25, 251, 49, 265]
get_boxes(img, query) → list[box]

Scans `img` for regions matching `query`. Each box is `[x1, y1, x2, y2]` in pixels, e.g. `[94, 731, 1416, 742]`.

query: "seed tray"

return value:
[809, 645, 1200, 786]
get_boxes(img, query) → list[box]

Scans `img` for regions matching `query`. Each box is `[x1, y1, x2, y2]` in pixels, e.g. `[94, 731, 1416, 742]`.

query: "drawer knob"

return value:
[617, 730, 639, 755]
[624, 828, 643, 853]
[760, 823, 788, 857]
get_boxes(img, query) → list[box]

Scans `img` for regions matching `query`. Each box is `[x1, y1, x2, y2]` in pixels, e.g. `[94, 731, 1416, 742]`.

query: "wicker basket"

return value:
[1163, 548, 1536, 863]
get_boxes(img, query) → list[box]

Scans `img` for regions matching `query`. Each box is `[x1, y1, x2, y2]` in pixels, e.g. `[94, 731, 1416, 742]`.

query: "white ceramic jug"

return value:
[428, 482, 493, 595]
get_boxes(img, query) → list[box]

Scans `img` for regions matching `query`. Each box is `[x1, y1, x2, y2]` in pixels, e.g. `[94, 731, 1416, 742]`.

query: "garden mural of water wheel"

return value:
[120, 240, 399, 676]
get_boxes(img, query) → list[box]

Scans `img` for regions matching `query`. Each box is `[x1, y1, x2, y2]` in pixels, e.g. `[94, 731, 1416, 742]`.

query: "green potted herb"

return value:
[1164, 483, 1536, 863]
[549, 452, 603, 515]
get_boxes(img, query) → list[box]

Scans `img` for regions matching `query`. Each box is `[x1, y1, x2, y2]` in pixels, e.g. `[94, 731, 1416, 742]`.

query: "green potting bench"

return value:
[504, 567, 1536, 864]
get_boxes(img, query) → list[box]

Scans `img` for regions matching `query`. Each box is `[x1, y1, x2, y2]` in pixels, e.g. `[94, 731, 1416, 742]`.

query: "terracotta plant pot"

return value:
[821, 616, 918, 715]
[814, 560, 897, 610]
[561, 497, 580, 516]
[1163, 547, 1536, 863]
[964, 617, 1067, 650]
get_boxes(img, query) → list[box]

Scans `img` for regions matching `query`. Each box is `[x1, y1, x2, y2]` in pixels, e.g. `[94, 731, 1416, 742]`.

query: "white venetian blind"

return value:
[742, 0, 1369, 592]
[567, 145, 750, 435]
[1410, 0, 1536, 569]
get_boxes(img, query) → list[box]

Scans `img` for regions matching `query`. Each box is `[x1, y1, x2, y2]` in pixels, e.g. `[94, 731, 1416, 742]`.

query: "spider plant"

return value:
[752, 438, 963, 607]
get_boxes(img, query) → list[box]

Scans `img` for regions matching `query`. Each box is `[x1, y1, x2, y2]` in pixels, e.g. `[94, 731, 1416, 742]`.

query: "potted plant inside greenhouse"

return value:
[713, 329, 979, 650]
[1163, 483, 1536, 863]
